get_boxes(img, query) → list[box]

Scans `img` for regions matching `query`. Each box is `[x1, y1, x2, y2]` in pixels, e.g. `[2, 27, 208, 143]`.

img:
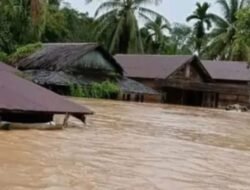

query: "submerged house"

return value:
[0, 61, 92, 125]
[202, 60, 250, 108]
[16, 43, 158, 102]
[115, 54, 250, 108]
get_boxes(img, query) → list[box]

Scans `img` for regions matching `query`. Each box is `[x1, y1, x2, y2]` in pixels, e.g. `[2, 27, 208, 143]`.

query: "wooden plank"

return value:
[159, 80, 250, 96]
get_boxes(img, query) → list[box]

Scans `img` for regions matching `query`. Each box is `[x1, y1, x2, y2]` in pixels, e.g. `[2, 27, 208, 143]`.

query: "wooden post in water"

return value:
[248, 82, 250, 106]
[63, 113, 70, 128]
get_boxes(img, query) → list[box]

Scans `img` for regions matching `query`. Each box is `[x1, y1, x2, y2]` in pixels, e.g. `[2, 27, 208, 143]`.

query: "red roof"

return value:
[202, 60, 250, 82]
[115, 54, 195, 79]
[0, 62, 93, 115]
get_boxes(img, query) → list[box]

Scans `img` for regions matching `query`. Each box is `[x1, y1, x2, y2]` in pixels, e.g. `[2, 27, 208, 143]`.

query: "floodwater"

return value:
[0, 99, 250, 190]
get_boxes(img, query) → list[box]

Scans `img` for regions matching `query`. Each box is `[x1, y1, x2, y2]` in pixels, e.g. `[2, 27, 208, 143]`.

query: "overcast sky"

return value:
[64, 0, 221, 24]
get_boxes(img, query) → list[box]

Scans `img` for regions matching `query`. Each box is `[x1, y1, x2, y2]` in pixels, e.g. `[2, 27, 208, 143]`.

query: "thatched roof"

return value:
[23, 70, 158, 95]
[17, 43, 123, 74]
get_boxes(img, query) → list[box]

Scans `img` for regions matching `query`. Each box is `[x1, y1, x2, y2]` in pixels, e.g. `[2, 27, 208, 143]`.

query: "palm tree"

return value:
[86, 0, 168, 54]
[168, 23, 195, 55]
[186, 2, 216, 55]
[141, 16, 170, 53]
[206, 0, 248, 60]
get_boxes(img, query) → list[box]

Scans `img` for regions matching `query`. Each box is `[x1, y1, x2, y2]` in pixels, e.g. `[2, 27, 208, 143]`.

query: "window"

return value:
[127, 94, 131, 101]
[140, 94, 144, 102]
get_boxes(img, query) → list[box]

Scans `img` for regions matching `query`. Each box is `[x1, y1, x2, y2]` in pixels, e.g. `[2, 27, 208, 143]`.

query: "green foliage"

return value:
[236, 7, 250, 45]
[204, 0, 248, 60]
[168, 23, 195, 55]
[8, 43, 42, 64]
[234, 7, 250, 61]
[87, 0, 168, 54]
[69, 81, 120, 99]
[186, 2, 216, 55]
[1, 0, 250, 62]
[41, 5, 95, 42]
[0, 0, 95, 55]
[0, 52, 8, 62]
[42, 6, 69, 42]
[140, 16, 170, 54]
[70, 84, 85, 97]
[0, 0, 47, 53]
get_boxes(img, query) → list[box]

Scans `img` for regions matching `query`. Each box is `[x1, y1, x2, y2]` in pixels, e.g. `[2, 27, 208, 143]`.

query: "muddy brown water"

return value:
[0, 98, 250, 190]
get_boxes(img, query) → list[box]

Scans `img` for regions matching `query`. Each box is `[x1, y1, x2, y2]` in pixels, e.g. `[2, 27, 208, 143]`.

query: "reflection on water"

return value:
[0, 98, 250, 190]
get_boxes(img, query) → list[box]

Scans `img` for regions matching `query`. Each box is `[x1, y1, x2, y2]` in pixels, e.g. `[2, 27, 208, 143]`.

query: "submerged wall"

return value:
[217, 94, 250, 108]
[0, 113, 54, 123]
[118, 93, 161, 103]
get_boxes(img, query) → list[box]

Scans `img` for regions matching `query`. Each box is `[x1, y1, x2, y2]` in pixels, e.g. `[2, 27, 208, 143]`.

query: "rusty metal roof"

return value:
[114, 54, 196, 79]
[0, 62, 93, 115]
[202, 60, 250, 82]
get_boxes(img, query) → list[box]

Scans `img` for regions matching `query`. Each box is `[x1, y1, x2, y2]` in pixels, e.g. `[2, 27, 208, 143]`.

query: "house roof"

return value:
[114, 54, 204, 79]
[0, 62, 93, 115]
[17, 43, 123, 74]
[0, 61, 17, 73]
[23, 70, 158, 95]
[202, 60, 250, 82]
[118, 78, 159, 95]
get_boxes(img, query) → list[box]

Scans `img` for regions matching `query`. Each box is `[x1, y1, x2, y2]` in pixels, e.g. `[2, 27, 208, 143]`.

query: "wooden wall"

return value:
[125, 62, 250, 108]
[118, 92, 161, 103]
[217, 94, 250, 108]
[168, 64, 204, 82]
[131, 78, 159, 89]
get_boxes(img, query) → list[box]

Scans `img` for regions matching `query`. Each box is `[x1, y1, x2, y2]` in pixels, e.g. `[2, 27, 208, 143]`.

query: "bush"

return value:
[8, 43, 42, 64]
[0, 52, 8, 62]
[69, 84, 85, 97]
[69, 81, 120, 99]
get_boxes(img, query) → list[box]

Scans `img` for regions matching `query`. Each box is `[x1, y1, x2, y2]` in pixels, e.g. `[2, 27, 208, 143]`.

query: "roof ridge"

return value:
[115, 54, 193, 57]
[202, 60, 249, 64]
[43, 42, 98, 45]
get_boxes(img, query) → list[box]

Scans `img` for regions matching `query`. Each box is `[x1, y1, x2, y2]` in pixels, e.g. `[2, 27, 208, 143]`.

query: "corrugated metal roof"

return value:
[118, 78, 159, 95]
[114, 54, 195, 79]
[202, 60, 250, 81]
[0, 62, 17, 73]
[0, 62, 93, 115]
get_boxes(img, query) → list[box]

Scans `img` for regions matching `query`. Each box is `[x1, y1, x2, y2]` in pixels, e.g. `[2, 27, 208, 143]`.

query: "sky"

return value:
[64, 0, 222, 24]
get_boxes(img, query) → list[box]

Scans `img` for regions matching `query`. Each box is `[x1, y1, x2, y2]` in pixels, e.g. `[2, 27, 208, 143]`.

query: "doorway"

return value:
[164, 88, 203, 107]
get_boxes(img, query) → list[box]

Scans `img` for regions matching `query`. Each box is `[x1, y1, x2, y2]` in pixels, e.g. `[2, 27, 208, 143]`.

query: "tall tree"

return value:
[233, 7, 250, 61]
[141, 16, 170, 54]
[30, 0, 48, 41]
[86, 0, 168, 54]
[48, 0, 60, 7]
[206, 0, 248, 60]
[186, 2, 216, 55]
[41, 3, 68, 42]
[168, 23, 195, 55]
[0, 0, 32, 53]
[42, 4, 96, 42]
